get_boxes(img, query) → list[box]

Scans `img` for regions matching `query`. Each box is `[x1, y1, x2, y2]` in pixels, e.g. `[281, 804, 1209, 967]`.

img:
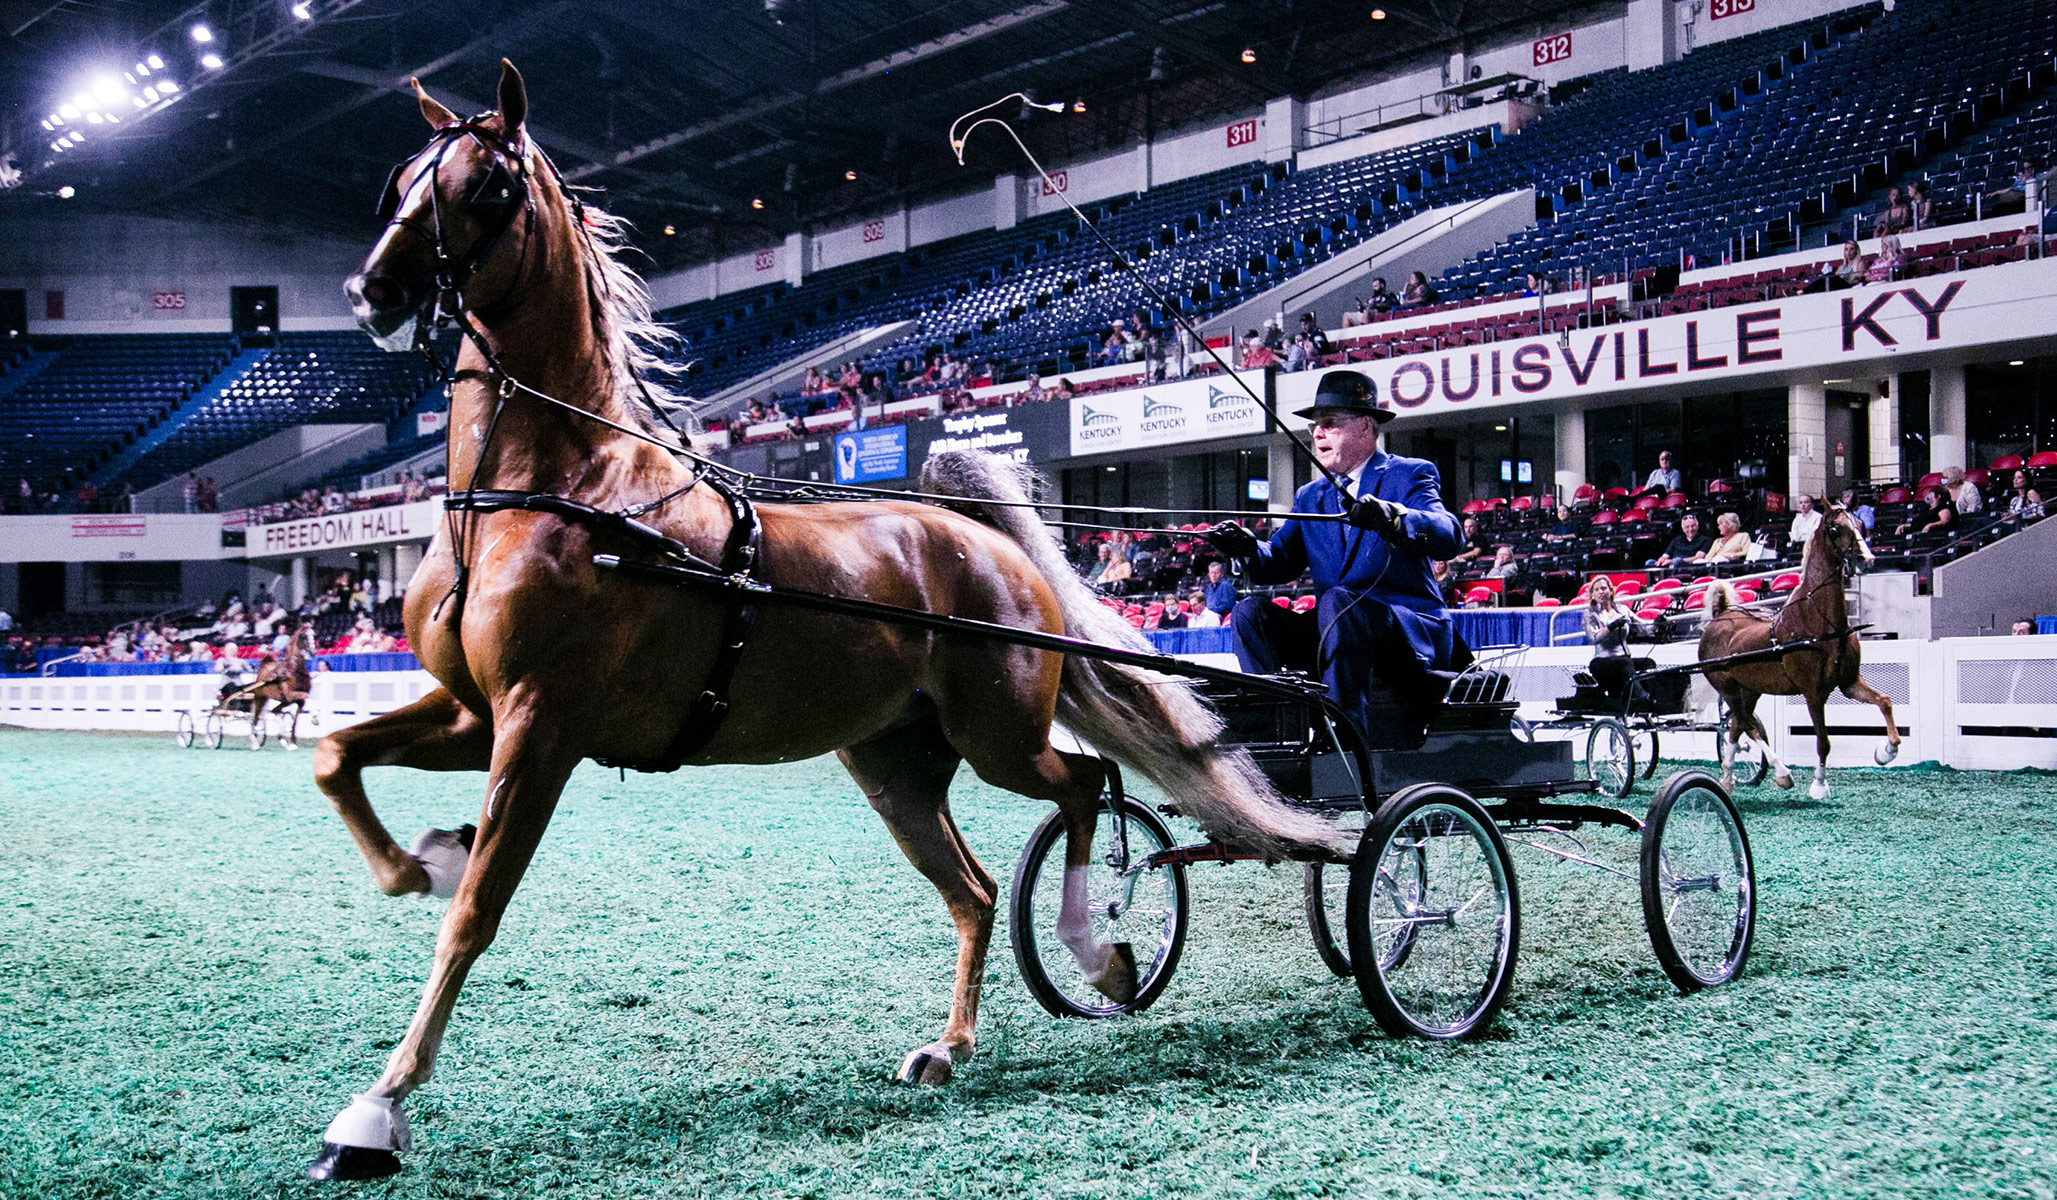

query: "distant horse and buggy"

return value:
[282, 64, 1908, 1181]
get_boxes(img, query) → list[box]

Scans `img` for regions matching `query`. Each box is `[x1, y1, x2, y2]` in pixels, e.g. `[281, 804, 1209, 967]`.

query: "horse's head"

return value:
[346, 61, 537, 350]
[1820, 496, 1874, 570]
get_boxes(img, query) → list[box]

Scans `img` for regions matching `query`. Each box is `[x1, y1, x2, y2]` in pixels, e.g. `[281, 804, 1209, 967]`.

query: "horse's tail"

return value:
[919, 451, 1343, 860]
[1707, 581, 1739, 617]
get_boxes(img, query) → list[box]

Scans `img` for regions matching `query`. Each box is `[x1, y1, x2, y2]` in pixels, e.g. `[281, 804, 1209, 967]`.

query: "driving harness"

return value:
[381, 110, 767, 773]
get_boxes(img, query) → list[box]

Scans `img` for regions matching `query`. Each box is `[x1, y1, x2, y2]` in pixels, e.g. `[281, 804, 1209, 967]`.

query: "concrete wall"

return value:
[1931, 513, 2057, 637]
[0, 214, 362, 335]
[131, 424, 386, 514]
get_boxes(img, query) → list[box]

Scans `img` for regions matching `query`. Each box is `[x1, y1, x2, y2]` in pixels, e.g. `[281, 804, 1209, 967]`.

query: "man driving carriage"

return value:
[1205, 370, 1468, 744]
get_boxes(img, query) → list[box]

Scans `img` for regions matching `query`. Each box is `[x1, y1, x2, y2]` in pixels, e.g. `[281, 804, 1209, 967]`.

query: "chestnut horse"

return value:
[248, 630, 314, 749]
[305, 62, 1336, 1180]
[1699, 502, 1900, 799]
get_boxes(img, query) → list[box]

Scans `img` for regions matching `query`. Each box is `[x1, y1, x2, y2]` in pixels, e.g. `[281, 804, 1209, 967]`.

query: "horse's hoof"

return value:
[893, 1046, 954, 1086]
[1774, 772, 1796, 790]
[305, 1142, 403, 1182]
[1090, 942, 1139, 1004]
[408, 826, 475, 899]
[1809, 779, 1831, 801]
[1874, 741, 1899, 765]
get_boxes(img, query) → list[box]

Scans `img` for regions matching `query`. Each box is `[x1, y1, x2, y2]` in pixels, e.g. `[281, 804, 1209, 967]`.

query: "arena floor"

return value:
[2, 728, 2052, 1199]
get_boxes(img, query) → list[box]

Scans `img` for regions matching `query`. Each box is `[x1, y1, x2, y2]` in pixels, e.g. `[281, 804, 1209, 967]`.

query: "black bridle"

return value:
[376, 117, 537, 331]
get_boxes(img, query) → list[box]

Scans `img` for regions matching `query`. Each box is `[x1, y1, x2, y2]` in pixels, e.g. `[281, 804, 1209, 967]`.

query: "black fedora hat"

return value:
[1294, 370, 1394, 422]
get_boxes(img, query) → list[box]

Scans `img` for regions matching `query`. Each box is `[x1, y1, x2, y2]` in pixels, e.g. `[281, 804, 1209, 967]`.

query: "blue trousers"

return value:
[1231, 589, 1459, 747]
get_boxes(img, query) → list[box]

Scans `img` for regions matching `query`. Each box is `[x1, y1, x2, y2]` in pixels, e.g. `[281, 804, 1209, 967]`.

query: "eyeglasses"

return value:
[1309, 415, 1371, 431]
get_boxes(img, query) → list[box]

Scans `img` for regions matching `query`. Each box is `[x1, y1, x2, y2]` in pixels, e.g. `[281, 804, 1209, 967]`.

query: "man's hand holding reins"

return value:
[1204, 520, 1260, 562]
[1347, 496, 1408, 542]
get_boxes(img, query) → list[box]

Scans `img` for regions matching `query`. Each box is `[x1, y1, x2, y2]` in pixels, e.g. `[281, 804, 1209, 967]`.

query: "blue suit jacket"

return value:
[1245, 451, 1465, 662]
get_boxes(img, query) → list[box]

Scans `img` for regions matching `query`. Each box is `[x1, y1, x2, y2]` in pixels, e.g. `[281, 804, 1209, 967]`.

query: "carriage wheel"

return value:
[175, 711, 196, 749]
[1303, 863, 1352, 977]
[1346, 784, 1519, 1041]
[1585, 718, 1635, 798]
[204, 711, 226, 750]
[1641, 771, 1756, 993]
[1010, 793, 1188, 1019]
[1634, 726, 1660, 779]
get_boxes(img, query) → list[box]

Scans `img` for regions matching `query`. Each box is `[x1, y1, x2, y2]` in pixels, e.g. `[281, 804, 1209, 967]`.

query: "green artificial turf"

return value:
[1, 727, 2053, 1199]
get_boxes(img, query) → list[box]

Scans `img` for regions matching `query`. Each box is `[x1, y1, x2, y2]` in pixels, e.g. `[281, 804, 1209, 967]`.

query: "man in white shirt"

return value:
[1642, 450, 1680, 494]
[1786, 493, 1823, 551]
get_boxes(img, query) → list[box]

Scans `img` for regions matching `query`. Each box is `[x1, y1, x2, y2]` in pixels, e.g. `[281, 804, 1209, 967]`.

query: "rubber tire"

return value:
[1640, 770, 1756, 994]
[1010, 794, 1188, 1019]
[1586, 718, 1635, 799]
[175, 711, 195, 749]
[1346, 784, 1520, 1041]
[204, 711, 226, 750]
[1303, 862, 1352, 977]
[1635, 727, 1661, 779]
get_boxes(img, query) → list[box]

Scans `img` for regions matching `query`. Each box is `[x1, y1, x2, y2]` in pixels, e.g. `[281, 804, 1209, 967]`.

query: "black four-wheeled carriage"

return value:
[1008, 664, 1758, 1040]
[1533, 656, 1770, 798]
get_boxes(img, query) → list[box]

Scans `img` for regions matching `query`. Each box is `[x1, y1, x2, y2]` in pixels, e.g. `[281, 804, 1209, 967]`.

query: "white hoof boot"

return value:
[306, 1093, 410, 1181]
[1774, 771, 1795, 790]
[1719, 774, 1736, 792]
[408, 825, 474, 899]
[1809, 777, 1831, 801]
[1875, 741, 1899, 765]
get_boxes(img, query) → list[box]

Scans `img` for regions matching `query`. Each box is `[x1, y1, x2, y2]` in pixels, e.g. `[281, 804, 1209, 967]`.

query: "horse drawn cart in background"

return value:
[1007, 659, 1759, 1040]
[1524, 652, 1772, 799]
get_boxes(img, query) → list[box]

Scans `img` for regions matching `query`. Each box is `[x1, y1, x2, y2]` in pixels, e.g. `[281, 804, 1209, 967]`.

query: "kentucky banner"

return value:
[1067, 369, 1271, 456]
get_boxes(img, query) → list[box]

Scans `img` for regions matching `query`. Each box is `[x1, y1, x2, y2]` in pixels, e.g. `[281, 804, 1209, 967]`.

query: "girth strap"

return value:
[443, 481, 762, 773]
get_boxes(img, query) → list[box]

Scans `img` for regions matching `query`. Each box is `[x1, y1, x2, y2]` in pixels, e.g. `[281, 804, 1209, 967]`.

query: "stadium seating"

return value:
[0, 334, 236, 497]
[119, 332, 442, 491]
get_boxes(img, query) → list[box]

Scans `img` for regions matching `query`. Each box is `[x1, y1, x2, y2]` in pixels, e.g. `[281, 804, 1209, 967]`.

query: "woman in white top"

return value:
[2004, 469, 2044, 521]
[1581, 576, 1644, 703]
[1942, 465, 1981, 515]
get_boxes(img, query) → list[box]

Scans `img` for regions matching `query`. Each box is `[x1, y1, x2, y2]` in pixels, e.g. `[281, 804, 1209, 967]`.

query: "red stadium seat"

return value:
[1461, 500, 1487, 515]
[1534, 597, 1561, 608]
[1990, 454, 2023, 472]
[1733, 589, 1759, 605]
[1691, 575, 1716, 585]
[1684, 590, 1710, 609]
[1637, 600, 1671, 619]
[1916, 472, 1945, 491]
[1653, 578, 1684, 591]
[1619, 508, 1648, 523]
[1706, 478, 1732, 494]
[1633, 494, 1661, 511]
[1589, 510, 1618, 525]
[2027, 452, 2057, 469]
[1465, 586, 1496, 605]
[1510, 496, 1534, 512]
[1880, 487, 1912, 504]
[1965, 468, 1990, 487]
[1614, 580, 1642, 597]
[1571, 484, 1600, 506]
[1604, 487, 1630, 503]
[1272, 596, 1292, 608]
[1771, 573, 1802, 592]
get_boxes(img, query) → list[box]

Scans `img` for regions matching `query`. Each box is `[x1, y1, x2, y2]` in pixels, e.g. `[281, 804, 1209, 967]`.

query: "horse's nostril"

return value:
[361, 276, 405, 310]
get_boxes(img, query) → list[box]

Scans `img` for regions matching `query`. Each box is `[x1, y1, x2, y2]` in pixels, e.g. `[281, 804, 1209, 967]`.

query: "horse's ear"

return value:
[497, 59, 528, 139]
[411, 77, 455, 128]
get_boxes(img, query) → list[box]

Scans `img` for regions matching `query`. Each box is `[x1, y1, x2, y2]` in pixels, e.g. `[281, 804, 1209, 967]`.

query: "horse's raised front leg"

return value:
[313, 688, 491, 897]
[307, 710, 575, 1181]
[1804, 693, 1833, 800]
[837, 715, 988, 1086]
[1843, 674, 1901, 764]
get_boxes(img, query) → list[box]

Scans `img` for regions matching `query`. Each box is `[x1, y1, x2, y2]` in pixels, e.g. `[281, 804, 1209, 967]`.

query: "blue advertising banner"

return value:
[834, 426, 907, 483]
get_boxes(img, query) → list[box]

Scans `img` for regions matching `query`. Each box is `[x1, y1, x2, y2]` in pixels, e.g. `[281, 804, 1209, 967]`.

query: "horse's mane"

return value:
[560, 187, 699, 438]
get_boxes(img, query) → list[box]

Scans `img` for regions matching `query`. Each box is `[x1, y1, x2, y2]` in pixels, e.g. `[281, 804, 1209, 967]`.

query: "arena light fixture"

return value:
[1240, 47, 1256, 64]
[40, 119, 53, 130]
[662, 224, 676, 235]
[844, 168, 857, 181]
[59, 102, 80, 119]
[190, 23, 214, 43]
[200, 52, 224, 70]
[74, 91, 99, 112]
[1371, 7, 1387, 18]
[142, 86, 160, 102]
[58, 185, 76, 198]
[751, 196, 764, 209]
[291, 2, 314, 18]
[132, 95, 149, 109]
[50, 140, 65, 151]
[157, 79, 180, 94]
[135, 60, 151, 76]
[147, 53, 165, 70]
[2009, 359, 2026, 366]
[86, 111, 104, 124]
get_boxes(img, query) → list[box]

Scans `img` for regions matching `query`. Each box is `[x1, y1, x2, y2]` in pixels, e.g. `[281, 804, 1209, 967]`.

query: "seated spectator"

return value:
[1052, 378, 1076, 401]
[1202, 561, 1236, 619]
[1450, 515, 1491, 563]
[1543, 504, 1585, 543]
[1521, 271, 1552, 298]
[1908, 181, 1932, 230]
[1872, 186, 1913, 238]
[1085, 543, 1114, 586]
[1827, 240, 1871, 290]
[1942, 465, 1982, 515]
[1986, 158, 2055, 215]
[1786, 493, 1823, 550]
[801, 366, 824, 395]
[1654, 513, 1710, 567]
[1297, 312, 1331, 356]
[1283, 334, 1312, 373]
[1098, 323, 1128, 367]
[744, 398, 768, 423]
[1896, 488, 1956, 535]
[1239, 330, 1277, 369]
[2013, 619, 2036, 636]
[1697, 512, 1752, 563]
[1840, 488, 1876, 532]
[1185, 589, 1222, 629]
[1430, 558, 1454, 598]
[2003, 469, 2044, 522]
[1867, 235, 1909, 284]
[1099, 553, 1134, 595]
[1365, 276, 1398, 317]
[1401, 270, 1435, 308]
[1484, 545, 1520, 580]
[1641, 450, 1680, 495]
